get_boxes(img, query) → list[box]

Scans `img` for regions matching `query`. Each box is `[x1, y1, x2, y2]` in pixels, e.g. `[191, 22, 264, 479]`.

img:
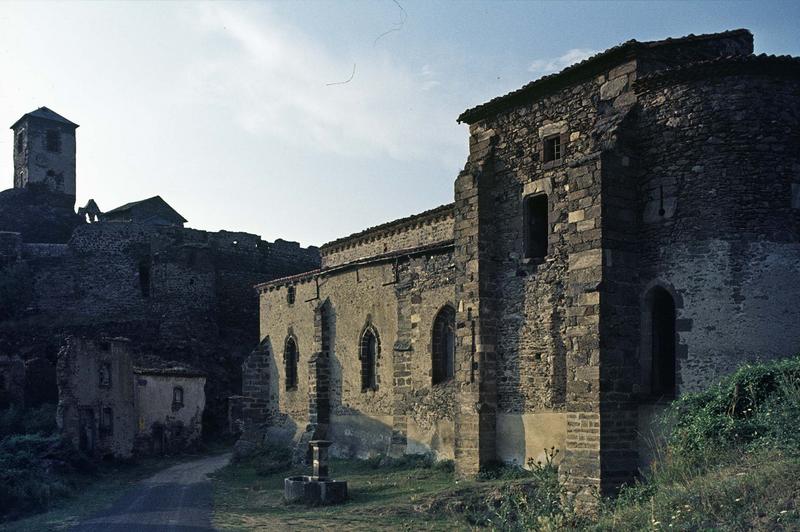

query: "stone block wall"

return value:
[320, 205, 453, 268]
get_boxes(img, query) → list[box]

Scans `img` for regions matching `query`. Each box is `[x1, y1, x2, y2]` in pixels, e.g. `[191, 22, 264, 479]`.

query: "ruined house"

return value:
[57, 336, 206, 458]
[0, 107, 320, 432]
[241, 29, 800, 503]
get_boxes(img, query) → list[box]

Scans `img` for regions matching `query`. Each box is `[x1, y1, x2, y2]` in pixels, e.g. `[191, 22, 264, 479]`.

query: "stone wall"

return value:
[254, 233, 456, 459]
[320, 204, 453, 268]
[0, 218, 319, 433]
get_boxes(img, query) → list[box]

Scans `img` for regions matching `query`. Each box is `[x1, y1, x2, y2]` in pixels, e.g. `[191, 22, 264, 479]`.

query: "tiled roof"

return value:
[457, 29, 752, 124]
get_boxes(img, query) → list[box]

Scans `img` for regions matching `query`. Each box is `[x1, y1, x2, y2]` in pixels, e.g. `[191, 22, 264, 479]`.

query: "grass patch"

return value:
[212, 455, 466, 531]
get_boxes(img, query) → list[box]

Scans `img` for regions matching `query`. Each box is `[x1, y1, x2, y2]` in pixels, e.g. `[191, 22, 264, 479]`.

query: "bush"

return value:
[0, 434, 72, 519]
[665, 355, 800, 456]
[244, 441, 293, 476]
[0, 404, 58, 438]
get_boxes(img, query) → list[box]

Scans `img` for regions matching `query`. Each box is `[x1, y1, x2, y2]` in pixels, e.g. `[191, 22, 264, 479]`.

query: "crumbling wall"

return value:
[0, 218, 319, 433]
[56, 337, 137, 458]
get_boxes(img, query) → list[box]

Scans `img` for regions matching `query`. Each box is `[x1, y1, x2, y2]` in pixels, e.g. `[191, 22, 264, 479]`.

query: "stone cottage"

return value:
[244, 28, 800, 502]
[57, 336, 206, 458]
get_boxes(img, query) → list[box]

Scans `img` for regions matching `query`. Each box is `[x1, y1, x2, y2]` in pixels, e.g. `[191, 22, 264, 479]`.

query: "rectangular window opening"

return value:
[524, 194, 549, 260]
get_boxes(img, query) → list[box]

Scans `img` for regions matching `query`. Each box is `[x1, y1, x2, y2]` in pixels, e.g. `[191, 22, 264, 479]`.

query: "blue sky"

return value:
[1, 1, 798, 246]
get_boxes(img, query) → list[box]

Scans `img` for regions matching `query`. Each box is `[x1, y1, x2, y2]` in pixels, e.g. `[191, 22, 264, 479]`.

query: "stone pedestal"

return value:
[284, 440, 348, 505]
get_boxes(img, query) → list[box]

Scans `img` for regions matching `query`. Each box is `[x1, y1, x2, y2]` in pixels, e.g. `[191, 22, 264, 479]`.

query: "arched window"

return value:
[432, 305, 456, 385]
[649, 287, 676, 398]
[360, 326, 379, 392]
[284, 336, 298, 391]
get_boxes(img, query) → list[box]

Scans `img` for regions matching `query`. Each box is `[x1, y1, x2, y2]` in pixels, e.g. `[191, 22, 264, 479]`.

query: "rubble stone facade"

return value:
[242, 29, 800, 500]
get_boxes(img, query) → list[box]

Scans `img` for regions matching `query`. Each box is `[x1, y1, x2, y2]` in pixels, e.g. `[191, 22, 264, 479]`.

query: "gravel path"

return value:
[71, 453, 231, 532]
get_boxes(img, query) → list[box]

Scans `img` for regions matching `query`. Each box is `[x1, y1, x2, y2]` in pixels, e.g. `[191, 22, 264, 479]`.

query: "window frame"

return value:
[540, 132, 569, 170]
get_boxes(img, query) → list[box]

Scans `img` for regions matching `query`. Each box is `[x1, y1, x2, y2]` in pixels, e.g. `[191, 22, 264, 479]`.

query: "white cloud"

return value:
[528, 48, 599, 76]
[183, 4, 462, 164]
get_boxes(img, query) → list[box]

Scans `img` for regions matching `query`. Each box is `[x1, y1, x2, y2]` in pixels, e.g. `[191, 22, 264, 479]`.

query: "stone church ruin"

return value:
[238, 29, 800, 503]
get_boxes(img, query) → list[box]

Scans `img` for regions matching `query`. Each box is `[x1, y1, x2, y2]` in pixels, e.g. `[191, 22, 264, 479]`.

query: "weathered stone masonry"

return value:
[242, 29, 800, 500]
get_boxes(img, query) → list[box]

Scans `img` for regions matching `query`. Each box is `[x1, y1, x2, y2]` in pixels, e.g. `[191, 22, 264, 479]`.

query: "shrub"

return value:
[245, 441, 293, 476]
[0, 404, 57, 439]
[665, 355, 800, 456]
[0, 434, 72, 519]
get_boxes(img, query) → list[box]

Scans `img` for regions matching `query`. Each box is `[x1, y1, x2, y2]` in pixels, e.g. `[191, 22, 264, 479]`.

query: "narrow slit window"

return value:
[284, 337, 298, 391]
[650, 288, 676, 398]
[543, 135, 561, 163]
[432, 306, 456, 385]
[139, 261, 151, 298]
[360, 327, 379, 392]
[287, 286, 296, 305]
[524, 194, 549, 259]
[16, 132, 24, 154]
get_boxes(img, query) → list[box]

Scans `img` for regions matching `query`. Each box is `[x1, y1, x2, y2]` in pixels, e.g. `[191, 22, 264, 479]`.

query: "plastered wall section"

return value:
[134, 374, 206, 443]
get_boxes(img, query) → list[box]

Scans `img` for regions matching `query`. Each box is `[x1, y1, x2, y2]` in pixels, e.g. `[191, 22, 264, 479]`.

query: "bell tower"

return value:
[11, 107, 79, 203]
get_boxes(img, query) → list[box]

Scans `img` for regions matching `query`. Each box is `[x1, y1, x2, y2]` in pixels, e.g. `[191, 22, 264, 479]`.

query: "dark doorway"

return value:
[651, 288, 676, 398]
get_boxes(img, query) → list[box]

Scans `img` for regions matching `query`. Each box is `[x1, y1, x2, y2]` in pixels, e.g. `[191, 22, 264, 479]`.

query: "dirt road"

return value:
[70, 453, 231, 532]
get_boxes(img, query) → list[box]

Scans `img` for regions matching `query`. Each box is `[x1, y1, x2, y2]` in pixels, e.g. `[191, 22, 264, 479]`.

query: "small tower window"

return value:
[45, 129, 61, 153]
[139, 260, 151, 298]
[284, 336, 298, 391]
[360, 326, 379, 392]
[173, 386, 184, 407]
[287, 286, 296, 305]
[524, 194, 549, 259]
[432, 305, 456, 385]
[15, 132, 24, 154]
[543, 135, 562, 163]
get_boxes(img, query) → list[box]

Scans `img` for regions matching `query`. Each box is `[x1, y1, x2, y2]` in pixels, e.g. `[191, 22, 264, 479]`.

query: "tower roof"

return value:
[10, 107, 79, 130]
